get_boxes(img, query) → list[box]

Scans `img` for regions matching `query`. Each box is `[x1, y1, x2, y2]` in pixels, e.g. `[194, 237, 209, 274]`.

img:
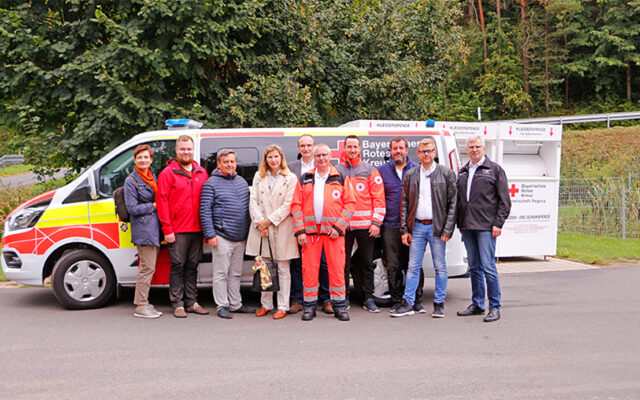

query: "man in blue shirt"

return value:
[377, 137, 424, 313]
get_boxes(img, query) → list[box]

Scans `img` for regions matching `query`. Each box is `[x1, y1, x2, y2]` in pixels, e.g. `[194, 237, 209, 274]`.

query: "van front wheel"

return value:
[51, 249, 116, 310]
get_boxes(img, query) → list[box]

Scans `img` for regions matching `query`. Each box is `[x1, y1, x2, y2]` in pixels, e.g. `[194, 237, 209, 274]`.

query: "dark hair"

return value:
[133, 144, 154, 158]
[344, 135, 360, 145]
[389, 136, 408, 149]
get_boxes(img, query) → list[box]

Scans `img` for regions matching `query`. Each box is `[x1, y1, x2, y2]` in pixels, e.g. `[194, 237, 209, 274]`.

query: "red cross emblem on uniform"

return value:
[508, 184, 519, 197]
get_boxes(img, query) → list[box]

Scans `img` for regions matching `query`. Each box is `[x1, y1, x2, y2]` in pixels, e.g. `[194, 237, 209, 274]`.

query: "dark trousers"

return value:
[345, 229, 376, 301]
[290, 249, 330, 304]
[382, 226, 423, 305]
[168, 232, 203, 309]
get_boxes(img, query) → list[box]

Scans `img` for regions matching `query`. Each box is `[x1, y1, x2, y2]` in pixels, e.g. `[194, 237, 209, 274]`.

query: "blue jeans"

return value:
[403, 223, 447, 305]
[461, 230, 501, 309]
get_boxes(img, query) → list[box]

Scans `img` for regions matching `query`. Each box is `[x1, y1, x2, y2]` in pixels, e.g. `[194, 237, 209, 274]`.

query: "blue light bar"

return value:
[165, 119, 203, 130]
[425, 119, 435, 128]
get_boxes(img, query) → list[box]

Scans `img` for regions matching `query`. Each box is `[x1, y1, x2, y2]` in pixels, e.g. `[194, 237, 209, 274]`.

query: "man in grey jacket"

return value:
[391, 137, 457, 318]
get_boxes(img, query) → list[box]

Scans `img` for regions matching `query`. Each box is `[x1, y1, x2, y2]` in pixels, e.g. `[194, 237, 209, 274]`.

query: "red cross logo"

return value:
[508, 184, 519, 197]
[330, 140, 345, 161]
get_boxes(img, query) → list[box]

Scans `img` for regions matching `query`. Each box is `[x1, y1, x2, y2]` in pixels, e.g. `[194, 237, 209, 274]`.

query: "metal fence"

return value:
[0, 154, 25, 168]
[559, 174, 640, 239]
[498, 110, 640, 128]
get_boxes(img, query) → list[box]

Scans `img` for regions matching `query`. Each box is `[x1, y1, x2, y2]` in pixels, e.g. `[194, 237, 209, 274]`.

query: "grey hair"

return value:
[466, 134, 485, 147]
[217, 148, 237, 160]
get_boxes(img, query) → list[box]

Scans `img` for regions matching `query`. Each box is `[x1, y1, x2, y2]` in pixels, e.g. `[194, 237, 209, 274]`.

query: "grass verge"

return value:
[0, 164, 32, 177]
[556, 231, 640, 265]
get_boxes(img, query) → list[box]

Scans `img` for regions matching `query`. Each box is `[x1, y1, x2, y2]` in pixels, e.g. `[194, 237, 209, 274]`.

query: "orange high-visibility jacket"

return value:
[291, 165, 356, 236]
[336, 156, 386, 230]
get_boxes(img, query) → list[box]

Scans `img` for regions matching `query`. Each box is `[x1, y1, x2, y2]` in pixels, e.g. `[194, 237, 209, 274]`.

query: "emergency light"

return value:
[425, 119, 435, 128]
[165, 119, 203, 129]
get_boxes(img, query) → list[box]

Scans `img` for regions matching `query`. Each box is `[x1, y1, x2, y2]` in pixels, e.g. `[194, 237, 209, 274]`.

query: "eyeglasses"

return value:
[417, 149, 436, 154]
[314, 153, 330, 158]
[467, 145, 483, 150]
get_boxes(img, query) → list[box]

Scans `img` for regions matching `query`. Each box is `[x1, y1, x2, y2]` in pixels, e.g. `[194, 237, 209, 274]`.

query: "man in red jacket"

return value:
[157, 135, 210, 318]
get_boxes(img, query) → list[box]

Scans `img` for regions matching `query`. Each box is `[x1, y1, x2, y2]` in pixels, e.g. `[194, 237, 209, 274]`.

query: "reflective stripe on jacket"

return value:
[291, 165, 356, 236]
[336, 158, 386, 230]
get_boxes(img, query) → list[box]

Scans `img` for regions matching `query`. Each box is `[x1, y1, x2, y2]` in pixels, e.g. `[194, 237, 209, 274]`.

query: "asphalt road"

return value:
[0, 169, 70, 188]
[1, 266, 639, 399]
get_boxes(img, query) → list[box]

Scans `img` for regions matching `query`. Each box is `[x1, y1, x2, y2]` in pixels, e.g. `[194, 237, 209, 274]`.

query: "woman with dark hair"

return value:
[246, 144, 299, 319]
[124, 144, 162, 318]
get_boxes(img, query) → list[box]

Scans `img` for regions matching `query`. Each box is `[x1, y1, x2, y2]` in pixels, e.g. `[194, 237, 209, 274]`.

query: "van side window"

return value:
[97, 140, 176, 197]
[201, 147, 259, 186]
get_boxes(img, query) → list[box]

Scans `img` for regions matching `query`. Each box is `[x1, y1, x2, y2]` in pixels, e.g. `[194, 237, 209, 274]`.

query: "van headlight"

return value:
[8, 206, 47, 230]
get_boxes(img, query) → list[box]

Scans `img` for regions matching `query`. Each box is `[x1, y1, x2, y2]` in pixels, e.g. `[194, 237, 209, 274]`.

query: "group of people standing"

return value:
[124, 132, 511, 323]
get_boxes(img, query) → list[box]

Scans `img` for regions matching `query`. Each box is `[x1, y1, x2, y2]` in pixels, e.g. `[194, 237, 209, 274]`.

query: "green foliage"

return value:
[220, 0, 466, 127]
[0, 0, 266, 173]
[0, 164, 32, 177]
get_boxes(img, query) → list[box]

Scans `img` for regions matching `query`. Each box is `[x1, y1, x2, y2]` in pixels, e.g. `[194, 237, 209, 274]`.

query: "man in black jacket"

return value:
[455, 134, 511, 322]
[391, 137, 457, 318]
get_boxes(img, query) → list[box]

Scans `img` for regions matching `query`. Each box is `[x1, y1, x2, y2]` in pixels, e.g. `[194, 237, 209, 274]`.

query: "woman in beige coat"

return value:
[246, 144, 299, 319]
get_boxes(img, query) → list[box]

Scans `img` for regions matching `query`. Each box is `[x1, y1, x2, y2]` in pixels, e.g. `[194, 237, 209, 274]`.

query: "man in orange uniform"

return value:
[291, 144, 356, 321]
[336, 135, 386, 312]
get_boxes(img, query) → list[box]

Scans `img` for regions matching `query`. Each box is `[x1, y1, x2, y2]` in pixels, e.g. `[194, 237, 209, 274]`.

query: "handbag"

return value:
[251, 236, 280, 292]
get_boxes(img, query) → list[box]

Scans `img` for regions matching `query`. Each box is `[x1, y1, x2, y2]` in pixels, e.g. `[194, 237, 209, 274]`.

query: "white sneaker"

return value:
[134, 304, 161, 319]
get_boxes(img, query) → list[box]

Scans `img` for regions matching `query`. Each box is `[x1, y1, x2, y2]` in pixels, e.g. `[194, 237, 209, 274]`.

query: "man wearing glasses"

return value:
[392, 137, 457, 318]
[455, 135, 511, 322]
[291, 144, 356, 321]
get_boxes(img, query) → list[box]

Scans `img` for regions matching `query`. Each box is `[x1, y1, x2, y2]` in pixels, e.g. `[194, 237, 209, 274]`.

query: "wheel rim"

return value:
[63, 260, 107, 302]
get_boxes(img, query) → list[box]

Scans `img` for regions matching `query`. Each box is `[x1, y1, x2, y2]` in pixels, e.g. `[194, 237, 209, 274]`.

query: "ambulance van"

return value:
[1, 120, 465, 309]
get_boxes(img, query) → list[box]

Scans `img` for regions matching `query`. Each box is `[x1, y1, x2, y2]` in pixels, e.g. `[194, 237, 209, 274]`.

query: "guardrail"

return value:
[497, 111, 640, 127]
[0, 154, 25, 168]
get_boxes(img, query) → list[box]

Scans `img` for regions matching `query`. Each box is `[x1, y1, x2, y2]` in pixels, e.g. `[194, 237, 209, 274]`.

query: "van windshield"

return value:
[97, 140, 176, 197]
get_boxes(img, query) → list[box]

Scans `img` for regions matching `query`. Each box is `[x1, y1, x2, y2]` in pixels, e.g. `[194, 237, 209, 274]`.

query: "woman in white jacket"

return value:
[245, 144, 299, 319]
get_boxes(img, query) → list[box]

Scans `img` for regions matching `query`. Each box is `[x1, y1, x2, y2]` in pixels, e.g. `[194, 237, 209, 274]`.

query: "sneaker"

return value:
[173, 306, 187, 318]
[363, 298, 380, 313]
[390, 301, 402, 313]
[217, 307, 232, 319]
[231, 305, 256, 314]
[186, 302, 210, 315]
[134, 304, 160, 319]
[432, 303, 445, 318]
[483, 308, 500, 322]
[148, 304, 162, 316]
[413, 303, 427, 314]
[390, 300, 415, 317]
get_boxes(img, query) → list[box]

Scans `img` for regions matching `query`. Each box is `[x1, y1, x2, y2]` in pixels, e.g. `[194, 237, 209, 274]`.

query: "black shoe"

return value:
[413, 303, 427, 314]
[390, 301, 402, 313]
[301, 307, 316, 321]
[390, 300, 415, 317]
[217, 307, 232, 319]
[457, 304, 485, 316]
[483, 308, 500, 322]
[231, 305, 256, 314]
[432, 303, 445, 318]
[334, 309, 350, 321]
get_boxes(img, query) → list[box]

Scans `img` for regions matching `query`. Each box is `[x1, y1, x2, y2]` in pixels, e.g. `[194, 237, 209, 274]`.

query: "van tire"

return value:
[51, 249, 116, 310]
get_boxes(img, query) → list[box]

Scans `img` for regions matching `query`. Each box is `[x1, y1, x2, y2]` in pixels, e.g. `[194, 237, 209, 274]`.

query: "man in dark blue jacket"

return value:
[200, 149, 253, 319]
[377, 137, 424, 313]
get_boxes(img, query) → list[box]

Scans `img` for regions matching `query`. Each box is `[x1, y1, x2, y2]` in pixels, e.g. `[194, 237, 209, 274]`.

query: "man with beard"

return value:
[157, 135, 210, 318]
[377, 137, 425, 314]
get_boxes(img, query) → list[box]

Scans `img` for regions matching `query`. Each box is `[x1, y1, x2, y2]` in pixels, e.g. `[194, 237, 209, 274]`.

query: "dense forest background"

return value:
[1, 0, 639, 173]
